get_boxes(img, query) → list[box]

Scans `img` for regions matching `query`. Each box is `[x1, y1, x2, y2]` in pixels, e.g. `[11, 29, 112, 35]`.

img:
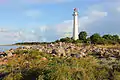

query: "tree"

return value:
[102, 34, 113, 40]
[90, 33, 103, 44]
[102, 34, 119, 44]
[60, 37, 74, 43]
[112, 35, 119, 41]
[55, 40, 60, 43]
[118, 39, 120, 44]
[78, 31, 87, 41]
[85, 37, 91, 44]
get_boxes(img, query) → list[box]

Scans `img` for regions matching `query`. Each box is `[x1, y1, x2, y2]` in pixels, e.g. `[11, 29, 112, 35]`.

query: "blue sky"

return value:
[0, 0, 120, 44]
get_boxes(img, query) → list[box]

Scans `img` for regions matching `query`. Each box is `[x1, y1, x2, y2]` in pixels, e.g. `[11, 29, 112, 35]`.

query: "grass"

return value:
[96, 44, 120, 49]
[0, 49, 120, 80]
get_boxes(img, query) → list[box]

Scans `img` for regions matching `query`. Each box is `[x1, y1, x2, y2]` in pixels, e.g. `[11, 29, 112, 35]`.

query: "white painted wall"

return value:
[73, 9, 79, 40]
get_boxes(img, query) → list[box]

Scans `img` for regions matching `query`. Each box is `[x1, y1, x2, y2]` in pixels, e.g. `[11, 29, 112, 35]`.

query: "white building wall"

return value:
[73, 9, 79, 40]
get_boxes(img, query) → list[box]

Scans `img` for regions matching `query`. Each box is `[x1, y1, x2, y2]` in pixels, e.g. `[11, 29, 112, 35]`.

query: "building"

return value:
[73, 8, 79, 40]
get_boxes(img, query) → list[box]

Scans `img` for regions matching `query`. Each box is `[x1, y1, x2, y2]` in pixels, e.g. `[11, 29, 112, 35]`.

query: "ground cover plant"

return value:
[0, 49, 120, 80]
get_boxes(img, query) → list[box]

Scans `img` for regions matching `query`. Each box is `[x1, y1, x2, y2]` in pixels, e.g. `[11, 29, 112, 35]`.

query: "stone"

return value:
[39, 49, 43, 52]
[7, 52, 13, 57]
[70, 53, 76, 57]
[52, 49, 57, 54]
[81, 52, 86, 57]
[75, 54, 81, 58]
[41, 57, 47, 61]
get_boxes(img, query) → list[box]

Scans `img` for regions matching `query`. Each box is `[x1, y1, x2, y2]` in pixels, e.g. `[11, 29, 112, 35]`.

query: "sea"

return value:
[0, 45, 20, 52]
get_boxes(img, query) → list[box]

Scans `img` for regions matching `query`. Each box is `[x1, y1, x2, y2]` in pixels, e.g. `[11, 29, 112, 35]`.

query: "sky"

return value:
[0, 0, 120, 44]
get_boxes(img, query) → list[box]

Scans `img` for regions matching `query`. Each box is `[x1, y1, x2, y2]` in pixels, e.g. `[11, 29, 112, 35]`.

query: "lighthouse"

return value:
[73, 8, 79, 40]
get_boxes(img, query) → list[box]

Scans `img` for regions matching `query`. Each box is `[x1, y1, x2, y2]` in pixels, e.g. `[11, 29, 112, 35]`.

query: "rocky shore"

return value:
[0, 42, 120, 79]
[0, 42, 120, 66]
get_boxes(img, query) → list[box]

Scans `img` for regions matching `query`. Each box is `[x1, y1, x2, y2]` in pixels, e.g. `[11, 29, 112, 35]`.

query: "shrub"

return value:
[60, 37, 74, 43]
[79, 31, 87, 41]
[2, 49, 120, 80]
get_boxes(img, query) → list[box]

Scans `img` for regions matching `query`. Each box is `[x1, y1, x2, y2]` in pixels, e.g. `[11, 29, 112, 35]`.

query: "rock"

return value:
[51, 49, 57, 54]
[7, 52, 13, 57]
[50, 43, 54, 47]
[0, 52, 7, 57]
[9, 49, 14, 53]
[81, 52, 86, 57]
[41, 57, 47, 61]
[13, 54, 16, 57]
[58, 48, 66, 57]
[39, 49, 43, 52]
[75, 54, 81, 58]
[52, 54, 57, 57]
[70, 53, 76, 57]
[59, 42, 62, 47]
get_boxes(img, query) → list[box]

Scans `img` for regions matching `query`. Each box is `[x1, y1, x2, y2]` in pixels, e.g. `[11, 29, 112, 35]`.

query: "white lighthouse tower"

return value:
[73, 8, 79, 40]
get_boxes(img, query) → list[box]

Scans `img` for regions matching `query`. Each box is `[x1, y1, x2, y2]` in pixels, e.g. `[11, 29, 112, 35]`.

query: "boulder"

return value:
[41, 57, 47, 61]
[7, 51, 13, 57]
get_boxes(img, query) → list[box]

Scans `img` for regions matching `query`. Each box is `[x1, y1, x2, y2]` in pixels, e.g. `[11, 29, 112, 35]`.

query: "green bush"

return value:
[2, 49, 120, 80]
[79, 31, 87, 41]
[90, 33, 103, 44]
[60, 37, 74, 43]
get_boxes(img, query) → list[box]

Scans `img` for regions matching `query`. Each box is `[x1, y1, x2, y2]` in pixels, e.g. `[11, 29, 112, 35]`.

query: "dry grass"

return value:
[1, 49, 120, 80]
[96, 44, 120, 49]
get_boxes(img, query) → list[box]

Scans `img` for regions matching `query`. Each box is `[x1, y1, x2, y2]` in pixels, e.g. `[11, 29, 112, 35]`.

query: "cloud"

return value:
[90, 11, 107, 17]
[116, 7, 120, 12]
[56, 20, 72, 37]
[30, 26, 49, 42]
[39, 26, 49, 32]
[0, 27, 40, 44]
[21, 0, 74, 4]
[17, 25, 50, 42]
[0, 28, 8, 32]
[25, 9, 41, 18]
[80, 10, 107, 28]
[55, 10, 107, 38]
[0, 30, 22, 44]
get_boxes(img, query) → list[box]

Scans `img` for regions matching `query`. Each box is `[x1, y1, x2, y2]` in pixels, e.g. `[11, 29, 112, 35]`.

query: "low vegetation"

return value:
[0, 49, 120, 80]
[55, 31, 120, 45]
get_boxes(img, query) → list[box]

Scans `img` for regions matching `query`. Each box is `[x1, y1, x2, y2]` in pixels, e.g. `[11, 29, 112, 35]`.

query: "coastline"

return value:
[0, 44, 14, 46]
[0, 42, 120, 79]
